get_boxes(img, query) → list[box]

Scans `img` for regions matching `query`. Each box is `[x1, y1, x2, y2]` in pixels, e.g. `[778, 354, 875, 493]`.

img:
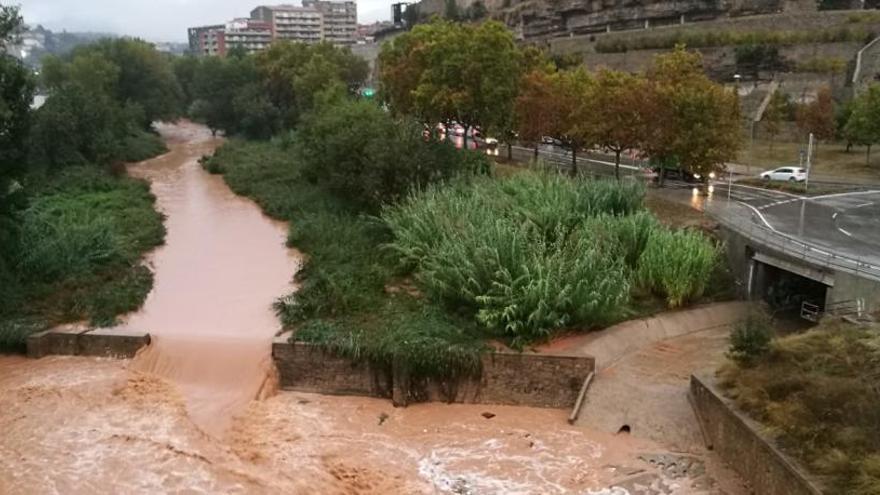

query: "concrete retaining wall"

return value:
[27, 327, 150, 359]
[273, 338, 595, 408]
[689, 374, 824, 495]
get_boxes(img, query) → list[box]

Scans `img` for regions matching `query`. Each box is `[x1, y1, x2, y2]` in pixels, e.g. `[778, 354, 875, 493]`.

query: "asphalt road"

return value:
[708, 183, 880, 267]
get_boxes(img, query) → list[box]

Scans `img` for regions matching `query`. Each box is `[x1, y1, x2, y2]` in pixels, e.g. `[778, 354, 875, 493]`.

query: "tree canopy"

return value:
[379, 19, 523, 140]
[844, 84, 880, 165]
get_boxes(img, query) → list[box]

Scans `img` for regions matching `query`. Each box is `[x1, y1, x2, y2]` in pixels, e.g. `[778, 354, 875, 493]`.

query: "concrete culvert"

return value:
[617, 425, 631, 434]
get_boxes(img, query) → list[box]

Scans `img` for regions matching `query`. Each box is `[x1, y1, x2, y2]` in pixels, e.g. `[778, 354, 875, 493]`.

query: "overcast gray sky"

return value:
[18, 0, 391, 42]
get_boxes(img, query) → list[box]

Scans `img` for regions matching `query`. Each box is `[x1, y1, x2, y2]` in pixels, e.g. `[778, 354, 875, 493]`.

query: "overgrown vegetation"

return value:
[719, 321, 880, 494]
[594, 27, 870, 53]
[0, 167, 165, 349]
[0, 8, 175, 350]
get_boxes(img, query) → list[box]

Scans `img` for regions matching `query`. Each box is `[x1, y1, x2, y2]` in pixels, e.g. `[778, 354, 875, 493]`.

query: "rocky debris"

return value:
[481, 411, 496, 419]
[378, 412, 389, 425]
[601, 453, 724, 495]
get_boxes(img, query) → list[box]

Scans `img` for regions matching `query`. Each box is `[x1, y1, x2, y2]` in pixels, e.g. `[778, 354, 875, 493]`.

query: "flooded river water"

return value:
[0, 122, 745, 494]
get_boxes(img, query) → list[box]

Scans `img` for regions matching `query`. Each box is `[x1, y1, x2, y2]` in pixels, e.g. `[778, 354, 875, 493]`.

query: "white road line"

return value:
[809, 189, 880, 200]
[838, 227, 854, 238]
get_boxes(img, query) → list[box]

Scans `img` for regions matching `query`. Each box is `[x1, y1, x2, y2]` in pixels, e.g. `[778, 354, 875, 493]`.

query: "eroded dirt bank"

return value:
[0, 355, 746, 494]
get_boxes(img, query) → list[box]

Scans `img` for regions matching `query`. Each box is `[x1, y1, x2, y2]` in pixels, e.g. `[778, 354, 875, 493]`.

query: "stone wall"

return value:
[689, 375, 824, 495]
[273, 337, 595, 408]
[27, 327, 150, 359]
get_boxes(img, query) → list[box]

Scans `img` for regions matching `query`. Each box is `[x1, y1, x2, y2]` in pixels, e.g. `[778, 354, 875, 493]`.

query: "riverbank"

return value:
[0, 140, 167, 351]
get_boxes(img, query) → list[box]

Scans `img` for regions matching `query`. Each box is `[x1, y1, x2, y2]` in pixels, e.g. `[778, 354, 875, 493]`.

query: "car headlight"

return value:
[709, 172, 716, 179]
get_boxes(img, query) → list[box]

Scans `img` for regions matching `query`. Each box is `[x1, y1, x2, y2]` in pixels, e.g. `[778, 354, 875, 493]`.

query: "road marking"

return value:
[838, 227, 854, 238]
[809, 189, 880, 200]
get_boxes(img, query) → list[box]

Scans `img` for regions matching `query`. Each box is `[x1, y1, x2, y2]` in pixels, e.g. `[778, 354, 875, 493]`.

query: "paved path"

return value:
[539, 302, 748, 452]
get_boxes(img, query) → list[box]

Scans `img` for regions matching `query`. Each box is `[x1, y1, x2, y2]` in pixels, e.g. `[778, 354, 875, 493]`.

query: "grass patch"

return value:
[0, 166, 165, 350]
[719, 320, 880, 494]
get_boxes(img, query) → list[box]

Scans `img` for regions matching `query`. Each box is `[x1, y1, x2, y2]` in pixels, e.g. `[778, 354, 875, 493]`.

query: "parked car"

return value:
[760, 167, 807, 182]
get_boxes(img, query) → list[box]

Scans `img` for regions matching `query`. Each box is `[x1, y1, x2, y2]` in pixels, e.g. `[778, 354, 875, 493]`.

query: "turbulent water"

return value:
[117, 121, 300, 436]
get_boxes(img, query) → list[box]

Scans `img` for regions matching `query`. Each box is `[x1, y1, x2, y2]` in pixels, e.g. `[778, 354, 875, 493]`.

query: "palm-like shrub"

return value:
[637, 228, 719, 307]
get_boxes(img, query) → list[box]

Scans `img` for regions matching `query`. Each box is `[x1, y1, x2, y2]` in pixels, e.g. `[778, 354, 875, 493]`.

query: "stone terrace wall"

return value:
[689, 375, 824, 495]
[273, 338, 595, 409]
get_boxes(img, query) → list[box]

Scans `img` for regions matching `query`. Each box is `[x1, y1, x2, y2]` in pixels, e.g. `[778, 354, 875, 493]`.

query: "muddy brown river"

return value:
[0, 122, 745, 494]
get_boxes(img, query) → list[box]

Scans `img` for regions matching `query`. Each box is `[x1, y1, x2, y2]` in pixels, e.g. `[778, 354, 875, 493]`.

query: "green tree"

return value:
[379, 20, 523, 148]
[296, 97, 485, 209]
[73, 38, 182, 125]
[591, 69, 649, 180]
[644, 46, 742, 183]
[256, 41, 368, 128]
[0, 5, 35, 202]
[190, 55, 264, 136]
[844, 84, 880, 165]
[762, 90, 789, 150]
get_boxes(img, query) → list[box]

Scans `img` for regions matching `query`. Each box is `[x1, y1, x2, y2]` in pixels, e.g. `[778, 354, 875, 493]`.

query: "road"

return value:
[707, 183, 880, 269]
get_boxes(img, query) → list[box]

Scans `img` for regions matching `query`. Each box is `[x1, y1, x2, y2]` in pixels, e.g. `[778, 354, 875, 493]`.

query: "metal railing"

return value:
[706, 201, 880, 282]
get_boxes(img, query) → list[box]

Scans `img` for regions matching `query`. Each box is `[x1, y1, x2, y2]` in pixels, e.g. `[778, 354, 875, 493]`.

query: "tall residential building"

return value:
[224, 18, 274, 53]
[250, 5, 323, 44]
[188, 24, 226, 56]
[188, 1, 358, 56]
[303, 0, 357, 45]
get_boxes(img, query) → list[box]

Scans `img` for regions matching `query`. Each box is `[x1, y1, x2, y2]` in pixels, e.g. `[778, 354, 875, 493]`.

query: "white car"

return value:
[760, 167, 807, 182]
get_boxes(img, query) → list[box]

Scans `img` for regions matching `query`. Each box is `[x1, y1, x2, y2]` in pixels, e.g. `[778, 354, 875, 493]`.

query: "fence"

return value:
[706, 200, 880, 282]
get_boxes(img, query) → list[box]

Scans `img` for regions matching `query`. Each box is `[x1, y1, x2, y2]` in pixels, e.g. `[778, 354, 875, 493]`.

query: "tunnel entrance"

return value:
[751, 257, 830, 320]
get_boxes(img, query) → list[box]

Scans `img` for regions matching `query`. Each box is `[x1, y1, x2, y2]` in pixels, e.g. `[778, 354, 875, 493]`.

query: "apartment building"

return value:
[224, 18, 274, 53]
[250, 5, 322, 43]
[302, 0, 357, 45]
[188, 24, 226, 56]
[188, 1, 358, 56]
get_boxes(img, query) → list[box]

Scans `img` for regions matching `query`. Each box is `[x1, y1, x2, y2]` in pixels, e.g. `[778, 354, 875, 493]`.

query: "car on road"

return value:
[760, 167, 807, 182]
[484, 137, 499, 156]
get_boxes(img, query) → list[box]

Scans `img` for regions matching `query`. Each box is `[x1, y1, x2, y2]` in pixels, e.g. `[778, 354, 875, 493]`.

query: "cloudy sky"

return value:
[18, 0, 391, 42]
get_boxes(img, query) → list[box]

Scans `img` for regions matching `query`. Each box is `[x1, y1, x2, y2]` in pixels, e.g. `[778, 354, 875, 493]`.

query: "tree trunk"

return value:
[614, 149, 621, 181]
[867, 144, 872, 166]
[659, 161, 666, 187]
[570, 147, 578, 177]
[462, 126, 469, 149]
[534, 145, 538, 161]
[507, 142, 512, 161]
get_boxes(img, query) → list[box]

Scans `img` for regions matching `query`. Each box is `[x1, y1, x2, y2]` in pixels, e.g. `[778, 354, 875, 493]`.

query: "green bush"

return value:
[0, 166, 165, 348]
[383, 173, 650, 344]
[637, 228, 719, 308]
[295, 97, 489, 210]
[727, 310, 774, 365]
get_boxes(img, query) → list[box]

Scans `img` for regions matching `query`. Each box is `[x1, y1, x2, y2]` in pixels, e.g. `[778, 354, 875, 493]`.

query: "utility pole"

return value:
[798, 133, 813, 237]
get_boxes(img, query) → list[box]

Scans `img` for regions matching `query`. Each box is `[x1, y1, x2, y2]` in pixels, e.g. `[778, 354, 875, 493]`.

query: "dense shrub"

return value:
[727, 310, 774, 365]
[637, 228, 719, 308]
[383, 173, 652, 344]
[295, 97, 489, 210]
[720, 322, 880, 494]
[0, 167, 165, 348]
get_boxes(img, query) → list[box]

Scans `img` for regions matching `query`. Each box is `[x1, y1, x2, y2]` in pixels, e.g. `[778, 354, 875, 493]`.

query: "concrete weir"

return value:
[27, 327, 150, 359]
